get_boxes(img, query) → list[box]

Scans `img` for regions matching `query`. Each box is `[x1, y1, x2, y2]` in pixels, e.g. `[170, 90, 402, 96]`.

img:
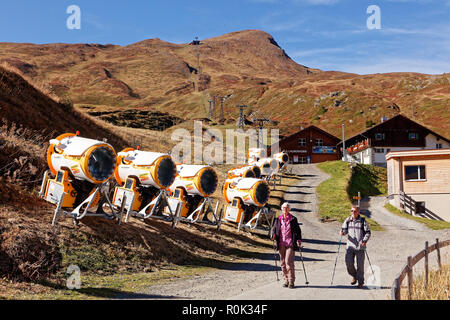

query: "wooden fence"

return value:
[399, 191, 444, 221]
[391, 238, 450, 300]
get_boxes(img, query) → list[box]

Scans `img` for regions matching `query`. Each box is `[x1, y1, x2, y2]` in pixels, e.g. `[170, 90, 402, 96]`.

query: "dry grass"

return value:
[0, 31, 448, 139]
[0, 61, 63, 104]
[0, 66, 278, 295]
[401, 259, 450, 300]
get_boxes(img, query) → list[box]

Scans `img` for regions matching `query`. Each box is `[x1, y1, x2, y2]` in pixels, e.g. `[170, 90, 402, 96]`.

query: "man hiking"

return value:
[271, 202, 302, 288]
[340, 205, 371, 288]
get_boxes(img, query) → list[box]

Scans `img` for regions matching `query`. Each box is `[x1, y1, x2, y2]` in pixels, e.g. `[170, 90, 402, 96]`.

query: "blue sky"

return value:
[0, 0, 449, 74]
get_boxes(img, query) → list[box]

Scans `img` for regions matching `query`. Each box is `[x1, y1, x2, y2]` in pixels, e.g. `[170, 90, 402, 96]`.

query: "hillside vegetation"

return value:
[0, 65, 273, 299]
[384, 203, 450, 230]
[0, 30, 449, 139]
[348, 164, 387, 198]
[316, 161, 382, 230]
[401, 261, 450, 300]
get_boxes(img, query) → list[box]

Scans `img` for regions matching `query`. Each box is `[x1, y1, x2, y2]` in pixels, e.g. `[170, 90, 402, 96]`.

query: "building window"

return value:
[375, 133, 385, 141]
[315, 139, 323, 146]
[408, 132, 419, 140]
[436, 143, 442, 149]
[299, 157, 307, 164]
[404, 165, 426, 181]
[298, 138, 306, 147]
[374, 148, 385, 153]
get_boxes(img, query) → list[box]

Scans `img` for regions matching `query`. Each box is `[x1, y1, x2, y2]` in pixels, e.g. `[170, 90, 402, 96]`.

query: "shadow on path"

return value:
[291, 208, 311, 213]
[287, 200, 310, 205]
[301, 247, 336, 254]
[302, 238, 341, 246]
[292, 285, 391, 290]
[281, 185, 314, 189]
[283, 190, 313, 195]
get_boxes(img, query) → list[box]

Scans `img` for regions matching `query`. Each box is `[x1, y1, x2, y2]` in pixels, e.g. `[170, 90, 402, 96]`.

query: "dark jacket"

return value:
[271, 214, 302, 251]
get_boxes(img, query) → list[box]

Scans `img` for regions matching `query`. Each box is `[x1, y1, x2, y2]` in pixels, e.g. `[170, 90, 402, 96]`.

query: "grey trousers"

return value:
[345, 247, 365, 284]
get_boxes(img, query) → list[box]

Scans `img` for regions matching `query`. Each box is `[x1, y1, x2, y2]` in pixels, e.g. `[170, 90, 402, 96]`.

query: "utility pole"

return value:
[253, 117, 271, 149]
[212, 96, 216, 120]
[342, 124, 347, 162]
[191, 37, 202, 92]
[208, 99, 213, 119]
[217, 94, 231, 124]
[235, 105, 248, 130]
[219, 96, 225, 124]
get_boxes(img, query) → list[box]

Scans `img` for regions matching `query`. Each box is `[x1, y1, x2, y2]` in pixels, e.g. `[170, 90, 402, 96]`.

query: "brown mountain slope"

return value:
[0, 65, 269, 286]
[0, 64, 128, 145]
[0, 29, 448, 138]
[0, 64, 129, 203]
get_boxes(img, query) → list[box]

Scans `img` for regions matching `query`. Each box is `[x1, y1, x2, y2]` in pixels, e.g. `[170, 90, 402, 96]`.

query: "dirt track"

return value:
[125, 164, 449, 300]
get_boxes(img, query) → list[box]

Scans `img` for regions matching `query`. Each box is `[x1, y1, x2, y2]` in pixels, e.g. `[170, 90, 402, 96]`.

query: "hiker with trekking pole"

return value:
[270, 202, 303, 289]
[336, 205, 371, 289]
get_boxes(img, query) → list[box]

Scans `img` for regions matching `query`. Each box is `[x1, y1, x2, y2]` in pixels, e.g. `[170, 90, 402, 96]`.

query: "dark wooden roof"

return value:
[281, 125, 340, 143]
[269, 125, 340, 151]
[337, 114, 450, 146]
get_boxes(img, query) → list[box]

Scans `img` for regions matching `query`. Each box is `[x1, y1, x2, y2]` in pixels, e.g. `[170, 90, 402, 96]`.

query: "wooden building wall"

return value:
[277, 126, 341, 164]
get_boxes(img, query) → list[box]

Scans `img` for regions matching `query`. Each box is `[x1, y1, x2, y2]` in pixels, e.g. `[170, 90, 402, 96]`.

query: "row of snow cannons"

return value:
[39, 132, 290, 236]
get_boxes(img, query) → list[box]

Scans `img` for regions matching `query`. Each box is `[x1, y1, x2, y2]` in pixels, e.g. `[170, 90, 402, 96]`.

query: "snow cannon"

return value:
[39, 132, 121, 226]
[273, 152, 290, 172]
[169, 165, 218, 198]
[112, 148, 177, 222]
[252, 165, 262, 178]
[227, 165, 256, 179]
[164, 165, 220, 226]
[248, 148, 267, 165]
[46, 133, 116, 185]
[256, 158, 279, 176]
[223, 177, 270, 225]
[274, 152, 289, 167]
[114, 148, 176, 189]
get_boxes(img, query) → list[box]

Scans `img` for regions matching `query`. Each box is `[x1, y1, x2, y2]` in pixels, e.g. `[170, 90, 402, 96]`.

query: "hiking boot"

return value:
[288, 282, 294, 289]
[351, 278, 357, 285]
[282, 282, 289, 288]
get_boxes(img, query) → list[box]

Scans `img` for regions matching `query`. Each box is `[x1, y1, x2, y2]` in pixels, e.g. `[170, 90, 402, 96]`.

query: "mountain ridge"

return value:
[0, 29, 448, 138]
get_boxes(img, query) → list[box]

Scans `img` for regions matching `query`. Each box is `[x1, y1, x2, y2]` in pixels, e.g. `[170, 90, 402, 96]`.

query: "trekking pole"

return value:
[272, 240, 280, 281]
[298, 246, 309, 285]
[330, 235, 343, 286]
[364, 247, 376, 281]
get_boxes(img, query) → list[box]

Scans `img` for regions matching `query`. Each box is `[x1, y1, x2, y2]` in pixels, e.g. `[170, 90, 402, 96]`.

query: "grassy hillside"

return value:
[384, 203, 450, 230]
[0, 66, 280, 299]
[316, 161, 381, 230]
[0, 30, 448, 139]
[348, 164, 387, 198]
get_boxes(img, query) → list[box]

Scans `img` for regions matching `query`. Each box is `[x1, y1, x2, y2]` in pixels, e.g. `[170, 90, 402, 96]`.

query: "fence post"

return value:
[436, 238, 442, 271]
[424, 241, 429, 290]
[394, 278, 401, 300]
[407, 256, 413, 300]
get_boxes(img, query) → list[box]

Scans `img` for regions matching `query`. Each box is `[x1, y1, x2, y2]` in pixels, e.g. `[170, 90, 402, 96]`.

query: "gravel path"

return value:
[130, 164, 449, 300]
